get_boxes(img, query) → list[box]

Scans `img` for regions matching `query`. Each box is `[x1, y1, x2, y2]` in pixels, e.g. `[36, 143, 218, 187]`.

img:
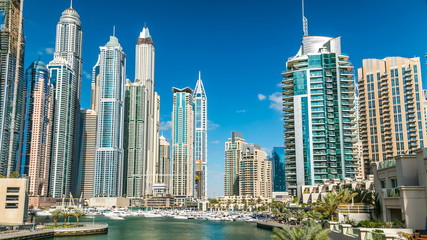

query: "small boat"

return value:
[108, 216, 125, 220]
[174, 215, 188, 220]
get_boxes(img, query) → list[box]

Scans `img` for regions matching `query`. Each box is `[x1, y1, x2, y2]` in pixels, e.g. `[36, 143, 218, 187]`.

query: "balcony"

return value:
[383, 188, 400, 198]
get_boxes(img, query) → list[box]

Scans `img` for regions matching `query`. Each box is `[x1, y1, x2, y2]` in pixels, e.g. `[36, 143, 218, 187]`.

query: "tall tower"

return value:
[0, 0, 25, 176]
[21, 61, 54, 196]
[124, 26, 160, 198]
[93, 35, 126, 197]
[193, 72, 208, 200]
[224, 132, 246, 196]
[49, 5, 83, 197]
[171, 87, 194, 205]
[282, 35, 358, 196]
[358, 57, 427, 175]
[154, 136, 170, 196]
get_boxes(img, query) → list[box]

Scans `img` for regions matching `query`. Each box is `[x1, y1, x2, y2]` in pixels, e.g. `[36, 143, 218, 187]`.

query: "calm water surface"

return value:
[42, 215, 272, 240]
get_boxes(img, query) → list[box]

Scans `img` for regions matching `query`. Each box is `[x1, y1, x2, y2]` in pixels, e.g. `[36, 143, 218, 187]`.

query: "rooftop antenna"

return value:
[144, 22, 147, 28]
[302, 0, 309, 36]
[198, 71, 201, 80]
[113, 25, 116, 37]
[70, 0, 73, 9]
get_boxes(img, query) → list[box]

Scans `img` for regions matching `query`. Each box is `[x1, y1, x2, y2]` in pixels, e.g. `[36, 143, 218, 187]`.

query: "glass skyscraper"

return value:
[193, 72, 207, 200]
[0, 0, 25, 176]
[271, 147, 286, 192]
[171, 87, 194, 205]
[21, 61, 54, 196]
[49, 5, 83, 198]
[282, 35, 358, 196]
[94, 36, 126, 197]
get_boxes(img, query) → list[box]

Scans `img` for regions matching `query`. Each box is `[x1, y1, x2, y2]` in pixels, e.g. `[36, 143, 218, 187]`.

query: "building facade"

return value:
[239, 144, 272, 198]
[21, 61, 53, 196]
[153, 136, 170, 196]
[224, 132, 246, 196]
[171, 87, 194, 205]
[358, 57, 427, 176]
[0, 178, 28, 225]
[193, 72, 208, 200]
[271, 147, 286, 192]
[282, 36, 358, 196]
[49, 6, 83, 198]
[94, 36, 126, 197]
[0, 0, 25, 177]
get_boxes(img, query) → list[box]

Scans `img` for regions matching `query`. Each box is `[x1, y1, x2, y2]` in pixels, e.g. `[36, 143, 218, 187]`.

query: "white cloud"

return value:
[236, 110, 246, 113]
[160, 121, 172, 131]
[45, 48, 54, 54]
[208, 120, 220, 130]
[276, 82, 282, 88]
[211, 140, 221, 144]
[257, 93, 266, 101]
[268, 92, 282, 112]
[83, 71, 91, 80]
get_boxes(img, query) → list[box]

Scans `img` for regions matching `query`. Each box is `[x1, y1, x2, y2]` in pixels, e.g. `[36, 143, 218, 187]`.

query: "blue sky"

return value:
[24, 0, 427, 197]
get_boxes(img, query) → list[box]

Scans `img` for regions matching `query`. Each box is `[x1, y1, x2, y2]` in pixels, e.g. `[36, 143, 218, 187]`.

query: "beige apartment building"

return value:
[224, 132, 246, 196]
[239, 143, 272, 198]
[0, 178, 28, 225]
[358, 57, 427, 176]
[79, 109, 97, 198]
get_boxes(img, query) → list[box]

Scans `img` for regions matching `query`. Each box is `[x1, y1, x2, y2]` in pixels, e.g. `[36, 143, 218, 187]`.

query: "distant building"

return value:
[0, 0, 25, 177]
[373, 149, 427, 230]
[224, 132, 246, 196]
[271, 147, 286, 192]
[94, 36, 126, 197]
[193, 72, 208, 200]
[358, 57, 427, 176]
[239, 144, 272, 198]
[282, 35, 358, 196]
[21, 61, 54, 196]
[171, 87, 194, 205]
[153, 136, 170, 196]
[78, 109, 97, 198]
[0, 178, 28, 225]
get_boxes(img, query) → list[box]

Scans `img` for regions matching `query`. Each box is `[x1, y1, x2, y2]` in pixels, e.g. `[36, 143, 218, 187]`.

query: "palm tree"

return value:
[306, 210, 323, 221]
[272, 219, 330, 240]
[314, 189, 357, 221]
[61, 211, 69, 226]
[73, 210, 84, 226]
[293, 210, 307, 225]
[51, 210, 62, 227]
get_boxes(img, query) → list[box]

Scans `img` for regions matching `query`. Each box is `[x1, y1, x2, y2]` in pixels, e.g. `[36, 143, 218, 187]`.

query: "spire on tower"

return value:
[198, 71, 201, 81]
[302, 0, 309, 36]
[113, 25, 116, 37]
[70, 0, 73, 9]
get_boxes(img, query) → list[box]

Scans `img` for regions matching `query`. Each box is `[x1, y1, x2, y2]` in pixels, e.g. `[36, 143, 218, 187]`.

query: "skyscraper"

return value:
[358, 57, 427, 175]
[171, 87, 194, 205]
[0, 0, 25, 176]
[124, 26, 161, 198]
[93, 35, 126, 197]
[78, 109, 97, 199]
[154, 136, 170, 196]
[271, 147, 286, 192]
[239, 144, 272, 198]
[193, 72, 208, 200]
[282, 35, 358, 196]
[21, 61, 54, 196]
[224, 132, 246, 196]
[49, 5, 83, 198]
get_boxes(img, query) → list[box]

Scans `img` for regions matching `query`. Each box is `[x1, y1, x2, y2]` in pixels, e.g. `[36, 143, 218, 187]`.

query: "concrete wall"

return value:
[0, 178, 28, 225]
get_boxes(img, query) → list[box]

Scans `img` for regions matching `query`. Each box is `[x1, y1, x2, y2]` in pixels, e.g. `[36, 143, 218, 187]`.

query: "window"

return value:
[6, 187, 19, 193]
[5, 195, 19, 201]
[5, 203, 18, 209]
[380, 180, 386, 188]
[391, 179, 398, 188]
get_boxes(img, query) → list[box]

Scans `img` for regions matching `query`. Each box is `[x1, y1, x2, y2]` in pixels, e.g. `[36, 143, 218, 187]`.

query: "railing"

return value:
[378, 159, 396, 169]
[383, 188, 400, 198]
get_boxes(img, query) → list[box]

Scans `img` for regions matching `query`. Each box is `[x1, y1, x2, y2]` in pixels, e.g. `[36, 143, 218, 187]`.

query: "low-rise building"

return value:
[216, 195, 272, 210]
[373, 149, 427, 230]
[0, 178, 29, 225]
[88, 197, 130, 209]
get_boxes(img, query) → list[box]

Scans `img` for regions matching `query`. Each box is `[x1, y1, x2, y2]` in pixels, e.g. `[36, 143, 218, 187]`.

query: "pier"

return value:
[0, 224, 108, 239]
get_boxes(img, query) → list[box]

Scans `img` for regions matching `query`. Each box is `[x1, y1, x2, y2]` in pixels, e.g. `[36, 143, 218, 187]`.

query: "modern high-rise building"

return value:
[0, 0, 25, 177]
[239, 144, 272, 198]
[358, 57, 427, 175]
[124, 79, 148, 198]
[353, 88, 365, 178]
[224, 132, 246, 196]
[124, 27, 160, 198]
[21, 61, 54, 196]
[153, 136, 170, 196]
[93, 35, 126, 197]
[49, 5, 83, 198]
[171, 87, 194, 205]
[193, 72, 208, 200]
[423, 90, 427, 138]
[78, 109, 97, 199]
[271, 147, 286, 192]
[282, 35, 358, 196]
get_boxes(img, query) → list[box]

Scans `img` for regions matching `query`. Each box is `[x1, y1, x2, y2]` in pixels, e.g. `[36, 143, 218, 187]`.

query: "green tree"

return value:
[73, 210, 84, 225]
[60, 211, 69, 226]
[272, 219, 330, 240]
[51, 210, 62, 227]
[9, 172, 20, 178]
[314, 189, 357, 221]
[293, 210, 307, 225]
[306, 210, 323, 221]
